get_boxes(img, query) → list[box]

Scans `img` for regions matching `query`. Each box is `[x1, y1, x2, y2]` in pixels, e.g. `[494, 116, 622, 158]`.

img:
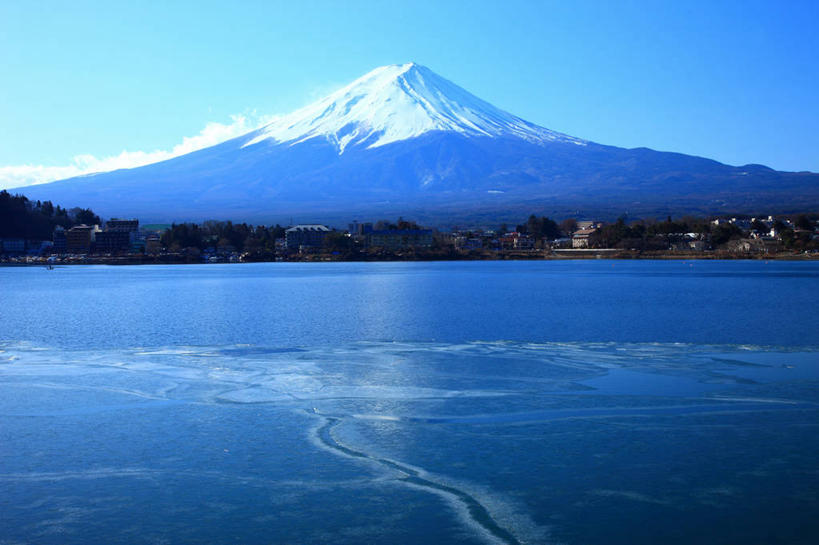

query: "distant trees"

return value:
[517, 215, 561, 239]
[709, 223, 743, 246]
[559, 218, 578, 235]
[795, 214, 814, 231]
[373, 217, 421, 230]
[772, 219, 788, 233]
[161, 223, 203, 251]
[775, 216, 818, 250]
[160, 221, 286, 253]
[70, 207, 101, 226]
[590, 218, 632, 248]
[751, 219, 768, 232]
[0, 190, 99, 240]
[324, 231, 353, 251]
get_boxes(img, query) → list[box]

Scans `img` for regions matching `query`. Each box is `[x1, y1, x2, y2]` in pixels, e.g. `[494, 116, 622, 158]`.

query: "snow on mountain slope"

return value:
[17, 61, 819, 222]
[244, 62, 585, 153]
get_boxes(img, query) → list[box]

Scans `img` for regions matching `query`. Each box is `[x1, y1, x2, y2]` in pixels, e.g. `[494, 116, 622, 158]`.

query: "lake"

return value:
[1, 260, 818, 544]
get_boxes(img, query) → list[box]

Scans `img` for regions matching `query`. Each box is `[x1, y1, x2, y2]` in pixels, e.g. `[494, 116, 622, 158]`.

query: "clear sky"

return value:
[1, 0, 817, 188]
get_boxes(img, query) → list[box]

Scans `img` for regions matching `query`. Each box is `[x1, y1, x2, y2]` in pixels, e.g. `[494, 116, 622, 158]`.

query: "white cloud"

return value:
[0, 112, 279, 190]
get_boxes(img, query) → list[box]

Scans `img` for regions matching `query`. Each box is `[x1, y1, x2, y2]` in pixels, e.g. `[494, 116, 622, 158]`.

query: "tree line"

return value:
[160, 221, 287, 254]
[0, 190, 100, 240]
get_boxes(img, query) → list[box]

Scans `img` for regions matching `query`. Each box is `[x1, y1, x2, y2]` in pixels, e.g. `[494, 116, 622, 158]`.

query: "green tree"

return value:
[70, 207, 101, 226]
[751, 219, 767, 232]
[518, 215, 561, 240]
[711, 223, 743, 246]
[324, 231, 352, 251]
[559, 218, 578, 236]
[795, 214, 813, 231]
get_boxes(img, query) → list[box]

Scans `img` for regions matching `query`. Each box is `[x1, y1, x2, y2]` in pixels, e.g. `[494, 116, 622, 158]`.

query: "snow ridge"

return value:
[244, 63, 585, 153]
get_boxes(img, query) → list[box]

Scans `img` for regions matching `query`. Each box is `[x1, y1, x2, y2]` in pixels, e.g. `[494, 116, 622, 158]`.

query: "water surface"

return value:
[1, 261, 817, 544]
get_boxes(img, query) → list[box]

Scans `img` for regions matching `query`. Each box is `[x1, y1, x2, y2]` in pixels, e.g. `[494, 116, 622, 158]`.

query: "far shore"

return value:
[2, 249, 817, 267]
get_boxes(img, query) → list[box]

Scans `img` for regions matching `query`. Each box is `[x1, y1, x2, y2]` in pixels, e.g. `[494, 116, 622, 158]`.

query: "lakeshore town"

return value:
[2, 210, 818, 265]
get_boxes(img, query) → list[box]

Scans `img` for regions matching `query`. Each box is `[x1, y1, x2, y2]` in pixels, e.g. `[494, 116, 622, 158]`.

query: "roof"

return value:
[572, 229, 596, 237]
[286, 224, 330, 232]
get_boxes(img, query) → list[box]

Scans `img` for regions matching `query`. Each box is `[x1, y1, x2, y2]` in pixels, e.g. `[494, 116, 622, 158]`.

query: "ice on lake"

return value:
[1, 339, 817, 544]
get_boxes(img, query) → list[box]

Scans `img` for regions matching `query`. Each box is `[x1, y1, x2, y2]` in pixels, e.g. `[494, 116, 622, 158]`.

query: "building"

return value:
[348, 221, 373, 237]
[0, 238, 26, 254]
[514, 234, 535, 250]
[551, 237, 572, 249]
[576, 221, 603, 231]
[92, 218, 141, 253]
[498, 232, 520, 250]
[285, 224, 331, 250]
[130, 233, 147, 253]
[66, 224, 97, 253]
[145, 234, 162, 254]
[106, 218, 139, 232]
[367, 229, 433, 250]
[95, 230, 131, 253]
[53, 226, 67, 253]
[572, 228, 597, 248]
[454, 236, 483, 250]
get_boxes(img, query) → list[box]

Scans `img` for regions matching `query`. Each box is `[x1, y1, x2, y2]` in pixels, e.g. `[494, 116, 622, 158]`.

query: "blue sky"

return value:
[1, 0, 817, 188]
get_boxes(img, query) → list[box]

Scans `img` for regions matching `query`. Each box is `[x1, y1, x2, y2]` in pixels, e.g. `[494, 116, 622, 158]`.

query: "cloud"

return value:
[0, 112, 279, 190]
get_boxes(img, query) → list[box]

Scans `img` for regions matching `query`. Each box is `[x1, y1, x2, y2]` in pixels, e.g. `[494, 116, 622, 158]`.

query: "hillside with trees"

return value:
[0, 190, 100, 240]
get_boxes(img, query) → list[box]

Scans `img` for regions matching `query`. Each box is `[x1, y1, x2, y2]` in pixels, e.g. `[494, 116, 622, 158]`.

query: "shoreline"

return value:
[2, 250, 818, 266]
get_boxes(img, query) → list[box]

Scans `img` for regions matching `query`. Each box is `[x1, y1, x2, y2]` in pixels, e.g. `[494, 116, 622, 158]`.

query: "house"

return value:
[454, 236, 483, 250]
[498, 232, 520, 250]
[145, 234, 162, 254]
[285, 224, 331, 250]
[514, 234, 535, 250]
[572, 228, 597, 248]
[725, 239, 754, 253]
[550, 237, 572, 249]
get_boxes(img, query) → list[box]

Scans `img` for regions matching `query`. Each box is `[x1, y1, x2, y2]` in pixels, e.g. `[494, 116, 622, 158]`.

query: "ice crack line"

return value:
[311, 412, 522, 545]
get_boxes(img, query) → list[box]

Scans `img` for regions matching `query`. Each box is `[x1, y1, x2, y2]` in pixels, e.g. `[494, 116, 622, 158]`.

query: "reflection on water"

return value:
[1, 340, 817, 544]
[2, 261, 819, 349]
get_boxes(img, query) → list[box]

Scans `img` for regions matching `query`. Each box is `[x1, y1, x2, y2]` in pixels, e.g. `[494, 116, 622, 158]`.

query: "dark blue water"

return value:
[2, 260, 818, 349]
[1, 261, 818, 544]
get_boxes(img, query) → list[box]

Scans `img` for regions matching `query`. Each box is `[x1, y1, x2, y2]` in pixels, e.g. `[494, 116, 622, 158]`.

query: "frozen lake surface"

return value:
[1, 261, 818, 544]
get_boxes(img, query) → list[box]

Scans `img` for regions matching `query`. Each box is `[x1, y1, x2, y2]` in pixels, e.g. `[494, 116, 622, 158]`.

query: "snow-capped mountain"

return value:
[16, 63, 819, 223]
[243, 62, 584, 152]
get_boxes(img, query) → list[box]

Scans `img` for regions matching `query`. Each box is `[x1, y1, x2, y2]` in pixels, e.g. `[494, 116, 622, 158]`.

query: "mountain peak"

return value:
[244, 63, 584, 153]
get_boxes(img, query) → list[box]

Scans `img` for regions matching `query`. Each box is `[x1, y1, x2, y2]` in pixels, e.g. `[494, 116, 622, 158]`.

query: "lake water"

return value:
[1, 260, 818, 544]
